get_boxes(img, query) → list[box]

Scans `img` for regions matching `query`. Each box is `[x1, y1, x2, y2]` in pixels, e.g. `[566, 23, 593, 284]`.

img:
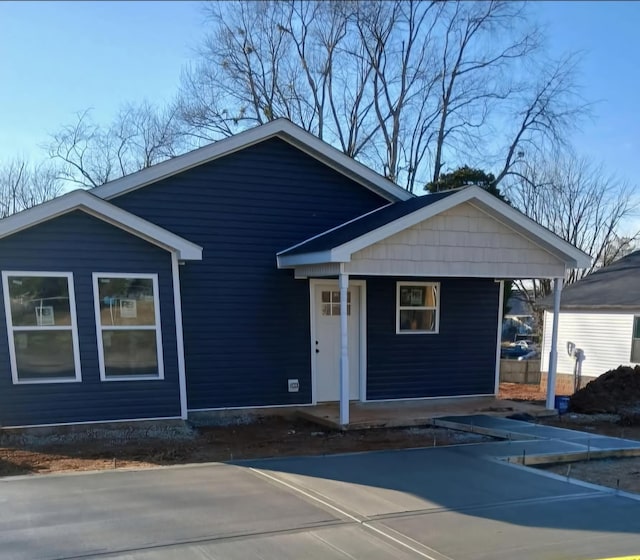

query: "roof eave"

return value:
[92, 119, 412, 203]
[0, 190, 203, 261]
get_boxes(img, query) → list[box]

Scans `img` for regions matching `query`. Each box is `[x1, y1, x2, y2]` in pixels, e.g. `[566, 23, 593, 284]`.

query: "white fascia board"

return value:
[332, 186, 591, 268]
[277, 250, 334, 268]
[0, 190, 203, 261]
[278, 128, 411, 202]
[465, 190, 591, 268]
[92, 119, 412, 203]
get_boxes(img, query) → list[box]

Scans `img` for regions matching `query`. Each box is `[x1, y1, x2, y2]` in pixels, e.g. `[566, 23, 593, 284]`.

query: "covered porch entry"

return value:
[278, 186, 591, 426]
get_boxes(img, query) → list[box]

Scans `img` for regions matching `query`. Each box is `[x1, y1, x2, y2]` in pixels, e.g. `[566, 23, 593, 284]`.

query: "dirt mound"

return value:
[570, 365, 640, 414]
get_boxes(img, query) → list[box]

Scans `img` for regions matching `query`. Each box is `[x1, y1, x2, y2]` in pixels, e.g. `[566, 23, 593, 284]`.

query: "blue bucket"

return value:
[555, 396, 570, 415]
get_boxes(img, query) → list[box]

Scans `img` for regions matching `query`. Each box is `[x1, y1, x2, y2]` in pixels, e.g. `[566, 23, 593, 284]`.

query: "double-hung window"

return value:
[2, 272, 81, 383]
[396, 282, 439, 334]
[93, 274, 163, 381]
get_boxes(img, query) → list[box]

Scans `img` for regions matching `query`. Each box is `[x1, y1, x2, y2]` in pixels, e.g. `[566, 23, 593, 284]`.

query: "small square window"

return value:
[397, 282, 439, 334]
[320, 290, 351, 316]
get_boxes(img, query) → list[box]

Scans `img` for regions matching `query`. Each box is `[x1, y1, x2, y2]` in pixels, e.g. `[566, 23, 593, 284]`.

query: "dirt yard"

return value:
[3, 384, 640, 495]
[0, 417, 490, 477]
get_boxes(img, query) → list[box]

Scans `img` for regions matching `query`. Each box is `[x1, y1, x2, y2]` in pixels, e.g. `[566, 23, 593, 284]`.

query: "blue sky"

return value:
[1, 1, 639, 186]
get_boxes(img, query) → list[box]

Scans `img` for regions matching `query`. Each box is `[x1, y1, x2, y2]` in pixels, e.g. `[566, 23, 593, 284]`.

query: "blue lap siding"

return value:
[0, 211, 180, 426]
[111, 138, 389, 409]
[365, 277, 499, 400]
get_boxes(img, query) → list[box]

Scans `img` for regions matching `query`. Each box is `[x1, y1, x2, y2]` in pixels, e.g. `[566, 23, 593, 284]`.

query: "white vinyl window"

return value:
[2, 272, 81, 384]
[396, 282, 440, 334]
[631, 317, 640, 363]
[93, 273, 164, 381]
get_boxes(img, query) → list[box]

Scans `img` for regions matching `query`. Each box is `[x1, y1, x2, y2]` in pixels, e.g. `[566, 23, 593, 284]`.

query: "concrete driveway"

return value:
[2, 439, 640, 559]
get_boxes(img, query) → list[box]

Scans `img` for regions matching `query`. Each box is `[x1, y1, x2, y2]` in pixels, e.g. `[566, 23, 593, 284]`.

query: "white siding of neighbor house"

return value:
[541, 310, 639, 378]
[344, 202, 567, 278]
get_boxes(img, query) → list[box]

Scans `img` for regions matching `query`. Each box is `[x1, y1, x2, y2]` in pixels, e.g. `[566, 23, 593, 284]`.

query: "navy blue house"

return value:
[0, 120, 590, 427]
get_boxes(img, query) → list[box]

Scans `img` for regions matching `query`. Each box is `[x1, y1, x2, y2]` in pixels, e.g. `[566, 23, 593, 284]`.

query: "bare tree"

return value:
[0, 158, 63, 217]
[506, 154, 639, 303]
[494, 53, 589, 187]
[178, 0, 582, 193]
[48, 102, 186, 189]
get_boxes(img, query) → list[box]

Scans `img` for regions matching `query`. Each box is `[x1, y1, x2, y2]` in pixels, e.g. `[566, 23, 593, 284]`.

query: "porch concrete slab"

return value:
[375, 494, 640, 560]
[107, 524, 420, 560]
[244, 446, 591, 518]
[299, 398, 552, 430]
[0, 464, 339, 560]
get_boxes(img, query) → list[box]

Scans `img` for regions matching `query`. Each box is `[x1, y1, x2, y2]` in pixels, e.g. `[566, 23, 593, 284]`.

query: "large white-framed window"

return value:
[396, 282, 440, 334]
[92, 273, 164, 381]
[2, 271, 81, 384]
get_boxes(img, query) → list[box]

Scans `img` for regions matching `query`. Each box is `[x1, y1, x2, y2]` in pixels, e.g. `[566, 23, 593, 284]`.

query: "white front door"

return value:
[313, 283, 361, 402]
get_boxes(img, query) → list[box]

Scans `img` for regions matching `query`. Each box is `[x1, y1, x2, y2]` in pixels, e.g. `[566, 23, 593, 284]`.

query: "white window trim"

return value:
[92, 272, 164, 381]
[631, 316, 640, 363]
[1, 271, 82, 384]
[396, 281, 440, 335]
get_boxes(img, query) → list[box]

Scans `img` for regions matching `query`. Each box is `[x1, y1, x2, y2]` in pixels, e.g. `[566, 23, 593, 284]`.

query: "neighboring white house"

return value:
[541, 250, 640, 386]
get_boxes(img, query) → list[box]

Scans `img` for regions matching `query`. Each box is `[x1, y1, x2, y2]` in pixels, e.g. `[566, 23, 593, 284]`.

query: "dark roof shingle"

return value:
[279, 190, 457, 256]
[540, 250, 640, 309]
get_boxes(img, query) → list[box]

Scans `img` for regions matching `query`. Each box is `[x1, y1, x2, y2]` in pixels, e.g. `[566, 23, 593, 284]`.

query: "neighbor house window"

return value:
[631, 317, 640, 363]
[93, 274, 163, 381]
[396, 282, 439, 334]
[1, 272, 81, 384]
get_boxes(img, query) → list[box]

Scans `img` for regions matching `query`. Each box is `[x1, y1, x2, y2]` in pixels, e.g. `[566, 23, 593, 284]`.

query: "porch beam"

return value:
[339, 266, 349, 426]
[545, 276, 564, 409]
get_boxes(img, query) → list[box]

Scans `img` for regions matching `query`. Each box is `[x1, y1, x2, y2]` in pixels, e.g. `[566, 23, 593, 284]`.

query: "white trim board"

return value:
[92, 119, 411, 203]
[0, 190, 202, 261]
[171, 254, 189, 419]
[278, 186, 591, 269]
[2, 271, 82, 385]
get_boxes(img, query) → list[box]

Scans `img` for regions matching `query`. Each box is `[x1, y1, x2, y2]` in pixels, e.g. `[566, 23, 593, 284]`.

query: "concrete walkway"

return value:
[2, 418, 640, 559]
[435, 414, 640, 464]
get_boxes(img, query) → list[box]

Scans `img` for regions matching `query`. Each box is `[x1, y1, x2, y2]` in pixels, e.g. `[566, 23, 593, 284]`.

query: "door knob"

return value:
[315, 349, 320, 353]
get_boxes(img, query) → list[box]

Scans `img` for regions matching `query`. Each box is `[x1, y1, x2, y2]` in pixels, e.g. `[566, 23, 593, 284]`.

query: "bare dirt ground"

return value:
[3, 384, 639, 494]
[499, 382, 640, 493]
[0, 417, 489, 478]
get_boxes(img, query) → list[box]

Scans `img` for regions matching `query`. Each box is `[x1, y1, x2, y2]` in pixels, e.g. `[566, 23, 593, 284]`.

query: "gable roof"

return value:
[277, 186, 591, 269]
[0, 190, 203, 260]
[540, 250, 640, 310]
[92, 119, 412, 203]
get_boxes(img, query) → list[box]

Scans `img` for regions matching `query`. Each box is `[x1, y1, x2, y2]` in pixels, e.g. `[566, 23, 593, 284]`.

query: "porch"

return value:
[278, 186, 591, 426]
[296, 396, 553, 431]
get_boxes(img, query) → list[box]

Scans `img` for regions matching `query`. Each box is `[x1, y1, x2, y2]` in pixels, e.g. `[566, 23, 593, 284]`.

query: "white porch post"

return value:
[545, 277, 564, 410]
[339, 265, 350, 426]
[494, 280, 505, 396]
